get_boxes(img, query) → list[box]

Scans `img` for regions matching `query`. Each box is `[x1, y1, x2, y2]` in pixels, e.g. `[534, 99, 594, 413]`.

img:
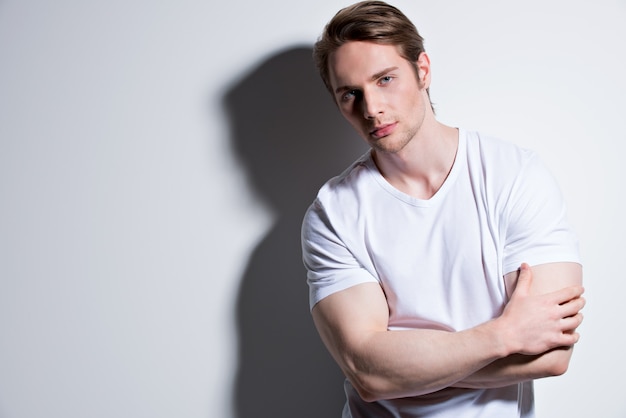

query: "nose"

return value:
[361, 89, 384, 119]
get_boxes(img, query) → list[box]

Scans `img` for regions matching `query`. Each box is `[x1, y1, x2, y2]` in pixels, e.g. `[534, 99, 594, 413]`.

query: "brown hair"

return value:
[313, 1, 431, 107]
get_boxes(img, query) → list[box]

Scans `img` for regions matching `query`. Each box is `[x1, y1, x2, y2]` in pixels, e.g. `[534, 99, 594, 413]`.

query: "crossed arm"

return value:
[311, 262, 584, 402]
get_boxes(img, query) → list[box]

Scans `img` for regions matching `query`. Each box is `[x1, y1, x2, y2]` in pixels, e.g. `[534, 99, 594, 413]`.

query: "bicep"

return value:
[311, 282, 389, 376]
[505, 261, 582, 297]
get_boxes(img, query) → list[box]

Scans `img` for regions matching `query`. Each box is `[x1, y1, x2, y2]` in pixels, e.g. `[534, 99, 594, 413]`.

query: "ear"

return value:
[416, 52, 431, 89]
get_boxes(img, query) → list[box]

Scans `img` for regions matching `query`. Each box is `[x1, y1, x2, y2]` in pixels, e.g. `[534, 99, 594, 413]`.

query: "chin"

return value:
[371, 137, 409, 154]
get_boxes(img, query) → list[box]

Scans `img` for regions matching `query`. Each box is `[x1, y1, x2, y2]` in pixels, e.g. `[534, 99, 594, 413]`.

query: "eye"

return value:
[379, 76, 393, 85]
[341, 89, 361, 102]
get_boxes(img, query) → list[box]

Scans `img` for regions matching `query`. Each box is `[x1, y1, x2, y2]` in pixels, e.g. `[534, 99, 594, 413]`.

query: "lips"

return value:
[370, 122, 396, 139]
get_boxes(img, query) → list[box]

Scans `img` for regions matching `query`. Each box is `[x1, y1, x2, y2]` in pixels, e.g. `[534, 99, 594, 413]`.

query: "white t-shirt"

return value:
[301, 129, 580, 418]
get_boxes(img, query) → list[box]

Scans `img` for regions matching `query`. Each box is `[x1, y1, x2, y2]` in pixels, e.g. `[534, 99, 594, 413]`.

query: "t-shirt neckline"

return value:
[365, 128, 466, 208]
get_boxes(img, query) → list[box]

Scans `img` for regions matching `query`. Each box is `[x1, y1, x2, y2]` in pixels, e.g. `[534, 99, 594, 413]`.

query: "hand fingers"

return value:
[512, 263, 533, 295]
[560, 312, 584, 332]
[558, 296, 586, 317]
[557, 330, 581, 346]
[548, 285, 585, 305]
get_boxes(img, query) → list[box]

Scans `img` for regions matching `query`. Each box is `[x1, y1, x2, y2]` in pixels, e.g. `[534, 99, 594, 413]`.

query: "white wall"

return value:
[0, 1, 624, 417]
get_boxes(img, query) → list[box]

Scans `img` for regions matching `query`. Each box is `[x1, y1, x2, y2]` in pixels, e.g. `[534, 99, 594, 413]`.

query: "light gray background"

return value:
[1, 1, 624, 417]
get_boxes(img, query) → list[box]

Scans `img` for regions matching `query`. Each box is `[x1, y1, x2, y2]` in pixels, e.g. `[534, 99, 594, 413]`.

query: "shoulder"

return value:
[318, 151, 373, 195]
[462, 130, 565, 206]
[462, 130, 547, 192]
[464, 130, 535, 168]
[302, 150, 372, 232]
[310, 150, 376, 215]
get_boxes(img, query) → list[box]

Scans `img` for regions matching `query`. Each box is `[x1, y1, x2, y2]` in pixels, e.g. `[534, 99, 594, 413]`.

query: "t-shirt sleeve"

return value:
[501, 152, 580, 275]
[301, 199, 379, 310]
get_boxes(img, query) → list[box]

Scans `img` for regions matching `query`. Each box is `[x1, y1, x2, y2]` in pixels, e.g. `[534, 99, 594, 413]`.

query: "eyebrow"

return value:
[334, 66, 399, 94]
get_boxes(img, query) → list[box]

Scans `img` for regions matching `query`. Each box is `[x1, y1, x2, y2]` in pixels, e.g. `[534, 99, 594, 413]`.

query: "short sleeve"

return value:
[301, 199, 378, 310]
[501, 153, 580, 275]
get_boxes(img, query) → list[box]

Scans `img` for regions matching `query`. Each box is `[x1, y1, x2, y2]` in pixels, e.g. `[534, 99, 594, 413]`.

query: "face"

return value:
[328, 41, 431, 154]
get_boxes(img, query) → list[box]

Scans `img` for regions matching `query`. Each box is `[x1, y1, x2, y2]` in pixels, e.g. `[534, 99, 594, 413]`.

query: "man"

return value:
[300, 1, 585, 417]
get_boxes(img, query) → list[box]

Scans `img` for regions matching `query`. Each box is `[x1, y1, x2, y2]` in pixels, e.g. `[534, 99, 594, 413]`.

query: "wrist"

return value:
[482, 317, 517, 359]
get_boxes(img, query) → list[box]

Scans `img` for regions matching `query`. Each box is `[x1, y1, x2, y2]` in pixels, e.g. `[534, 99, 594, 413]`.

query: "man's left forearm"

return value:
[452, 345, 574, 389]
[454, 262, 583, 389]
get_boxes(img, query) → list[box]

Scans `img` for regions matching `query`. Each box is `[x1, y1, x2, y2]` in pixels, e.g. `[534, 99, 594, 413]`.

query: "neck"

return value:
[372, 120, 459, 199]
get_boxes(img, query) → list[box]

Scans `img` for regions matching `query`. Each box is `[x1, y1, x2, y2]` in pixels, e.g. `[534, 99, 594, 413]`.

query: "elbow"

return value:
[343, 360, 393, 402]
[349, 371, 435, 402]
[543, 346, 574, 377]
[349, 374, 387, 403]
[347, 364, 426, 402]
[353, 387, 379, 403]
[547, 355, 570, 377]
[343, 354, 441, 401]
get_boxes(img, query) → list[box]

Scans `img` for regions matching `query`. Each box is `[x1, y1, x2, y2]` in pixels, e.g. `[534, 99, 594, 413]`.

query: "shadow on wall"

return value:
[223, 46, 368, 417]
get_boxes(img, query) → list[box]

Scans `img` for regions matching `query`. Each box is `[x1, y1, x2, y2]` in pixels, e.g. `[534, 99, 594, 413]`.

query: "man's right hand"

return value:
[496, 263, 585, 356]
